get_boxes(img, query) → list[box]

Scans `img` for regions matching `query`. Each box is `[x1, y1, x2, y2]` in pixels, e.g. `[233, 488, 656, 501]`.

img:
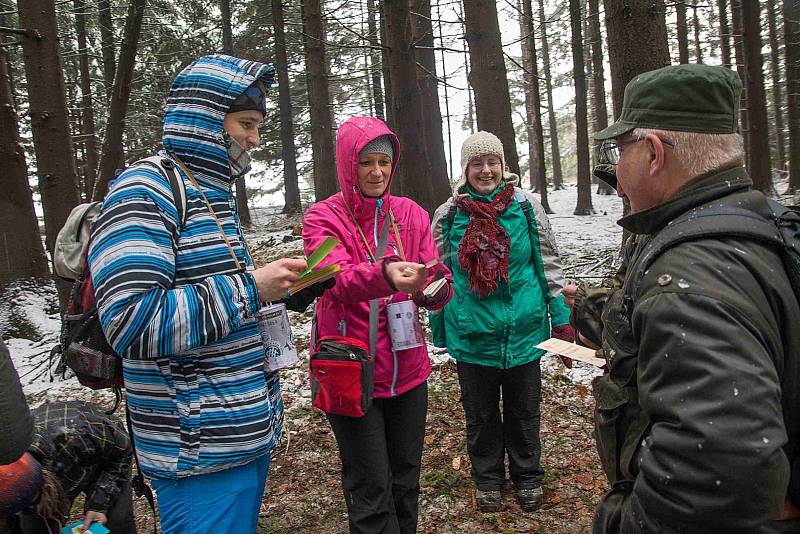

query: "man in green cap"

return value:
[566, 64, 800, 533]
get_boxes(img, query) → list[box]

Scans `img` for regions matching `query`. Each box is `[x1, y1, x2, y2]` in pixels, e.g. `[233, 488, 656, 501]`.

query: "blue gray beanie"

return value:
[359, 135, 394, 160]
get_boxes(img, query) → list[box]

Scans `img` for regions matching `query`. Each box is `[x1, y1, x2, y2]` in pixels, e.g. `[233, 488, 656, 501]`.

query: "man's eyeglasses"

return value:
[598, 136, 675, 165]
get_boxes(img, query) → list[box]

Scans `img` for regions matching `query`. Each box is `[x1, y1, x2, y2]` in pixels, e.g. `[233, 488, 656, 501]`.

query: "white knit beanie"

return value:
[460, 131, 505, 179]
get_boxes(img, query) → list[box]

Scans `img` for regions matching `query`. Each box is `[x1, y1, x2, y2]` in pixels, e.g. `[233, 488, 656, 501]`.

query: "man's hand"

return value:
[563, 283, 579, 309]
[252, 258, 308, 302]
[81, 510, 107, 531]
[386, 261, 428, 293]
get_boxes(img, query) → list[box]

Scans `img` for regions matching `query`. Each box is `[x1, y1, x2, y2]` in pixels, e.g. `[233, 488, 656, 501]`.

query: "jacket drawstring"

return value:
[373, 198, 384, 250]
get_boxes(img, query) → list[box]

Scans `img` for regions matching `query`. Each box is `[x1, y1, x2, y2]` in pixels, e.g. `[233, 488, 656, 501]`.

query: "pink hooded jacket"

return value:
[302, 116, 450, 398]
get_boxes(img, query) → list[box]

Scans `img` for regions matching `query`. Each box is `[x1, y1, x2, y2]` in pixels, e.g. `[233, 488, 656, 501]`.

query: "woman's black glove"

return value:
[282, 278, 336, 313]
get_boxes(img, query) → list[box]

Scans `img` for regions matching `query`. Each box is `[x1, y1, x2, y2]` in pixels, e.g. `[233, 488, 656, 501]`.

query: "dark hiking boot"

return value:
[516, 487, 543, 512]
[475, 489, 501, 512]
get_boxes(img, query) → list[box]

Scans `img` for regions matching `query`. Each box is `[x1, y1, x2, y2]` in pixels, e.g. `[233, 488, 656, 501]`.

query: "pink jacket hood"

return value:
[336, 116, 400, 221]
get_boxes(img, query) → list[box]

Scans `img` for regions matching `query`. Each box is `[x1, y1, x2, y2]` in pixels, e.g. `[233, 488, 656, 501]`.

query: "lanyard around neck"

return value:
[340, 192, 405, 263]
[173, 157, 243, 271]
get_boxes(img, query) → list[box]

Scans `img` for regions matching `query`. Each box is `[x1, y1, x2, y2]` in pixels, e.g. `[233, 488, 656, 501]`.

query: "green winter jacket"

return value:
[430, 177, 570, 368]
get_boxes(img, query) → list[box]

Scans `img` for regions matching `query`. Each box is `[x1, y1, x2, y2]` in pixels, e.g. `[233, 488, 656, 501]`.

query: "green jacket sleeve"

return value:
[548, 293, 571, 327]
[571, 283, 609, 347]
[429, 201, 454, 349]
[429, 309, 447, 348]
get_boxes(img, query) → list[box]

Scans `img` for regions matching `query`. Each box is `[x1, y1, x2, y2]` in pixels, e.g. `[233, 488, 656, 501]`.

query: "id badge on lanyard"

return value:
[385, 300, 424, 351]
[256, 302, 299, 371]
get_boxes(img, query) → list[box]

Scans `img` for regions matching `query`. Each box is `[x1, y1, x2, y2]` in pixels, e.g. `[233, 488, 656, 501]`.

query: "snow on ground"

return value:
[3, 183, 623, 405]
[533, 184, 623, 384]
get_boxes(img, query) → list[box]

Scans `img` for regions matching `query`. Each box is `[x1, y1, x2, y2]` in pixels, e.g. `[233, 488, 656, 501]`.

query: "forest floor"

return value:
[259, 359, 606, 534]
[5, 184, 628, 533]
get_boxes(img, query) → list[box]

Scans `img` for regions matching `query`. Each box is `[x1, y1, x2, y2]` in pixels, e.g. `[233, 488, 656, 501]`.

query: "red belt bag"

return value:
[309, 217, 389, 418]
[310, 336, 374, 417]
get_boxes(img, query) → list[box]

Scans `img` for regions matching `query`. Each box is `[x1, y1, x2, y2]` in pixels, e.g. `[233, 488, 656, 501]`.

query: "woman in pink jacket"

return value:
[303, 116, 452, 534]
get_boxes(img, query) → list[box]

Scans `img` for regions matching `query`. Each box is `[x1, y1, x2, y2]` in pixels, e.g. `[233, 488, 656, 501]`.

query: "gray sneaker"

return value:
[516, 486, 543, 512]
[475, 489, 501, 512]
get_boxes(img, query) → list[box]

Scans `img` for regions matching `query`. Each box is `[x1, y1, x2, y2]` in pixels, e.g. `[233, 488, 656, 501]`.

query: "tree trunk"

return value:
[19, 0, 83, 306]
[367, 0, 385, 121]
[740, 0, 772, 193]
[518, 0, 537, 189]
[272, 0, 301, 214]
[570, 0, 593, 215]
[731, 0, 749, 159]
[588, 0, 613, 195]
[603, 0, 669, 242]
[234, 175, 253, 225]
[74, 0, 99, 201]
[436, 0, 454, 182]
[463, 0, 521, 177]
[766, 0, 786, 175]
[383, 0, 442, 215]
[220, 0, 234, 54]
[692, 5, 703, 62]
[218, 0, 253, 225]
[409, 0, 451, 206]
[583, 0, 595, 172]
[603, 0, 670, 119]
[93, 0, 147, 201]
[539, 0, 563, 189]
[98, 0, 116, 101]
[519, 0, 551, 212]
[785, 0, 800, 193]
[0, 19, 50, 287]
[717, 0, 732, 67]
[462, 20, 475, 134]
[302, 0, 338, 201]
[676, 0, 690, 64]
[379, 1, 394, 128]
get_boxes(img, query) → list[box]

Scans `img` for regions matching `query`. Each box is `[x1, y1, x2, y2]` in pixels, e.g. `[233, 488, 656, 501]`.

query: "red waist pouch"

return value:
[309, 336, 374, 417]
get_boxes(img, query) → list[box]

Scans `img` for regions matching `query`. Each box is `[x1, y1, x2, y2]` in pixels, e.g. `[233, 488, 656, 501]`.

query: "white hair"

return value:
[631, 128, 744, 177]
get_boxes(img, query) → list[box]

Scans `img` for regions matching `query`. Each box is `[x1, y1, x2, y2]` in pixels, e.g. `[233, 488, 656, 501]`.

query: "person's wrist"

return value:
[381, 257, 400, 291]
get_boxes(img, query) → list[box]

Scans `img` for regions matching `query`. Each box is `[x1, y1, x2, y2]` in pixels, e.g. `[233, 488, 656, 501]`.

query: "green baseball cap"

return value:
[595, 64, 742, 141]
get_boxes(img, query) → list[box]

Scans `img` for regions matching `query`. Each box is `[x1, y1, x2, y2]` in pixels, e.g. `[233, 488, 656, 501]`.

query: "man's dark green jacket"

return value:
[573, 165, 800, 533]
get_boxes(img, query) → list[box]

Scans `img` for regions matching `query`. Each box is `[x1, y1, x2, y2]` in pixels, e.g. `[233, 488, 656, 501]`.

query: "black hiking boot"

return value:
[516, 487, 543, 512]
[475, 489, 501, 512]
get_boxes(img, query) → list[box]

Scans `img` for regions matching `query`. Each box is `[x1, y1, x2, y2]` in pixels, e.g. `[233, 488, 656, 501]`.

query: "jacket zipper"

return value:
[391, 349, 398, 397]
[374, 198, 398, 396]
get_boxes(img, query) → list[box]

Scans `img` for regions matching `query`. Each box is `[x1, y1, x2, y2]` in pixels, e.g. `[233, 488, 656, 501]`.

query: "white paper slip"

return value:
[536, 338, 607, 367]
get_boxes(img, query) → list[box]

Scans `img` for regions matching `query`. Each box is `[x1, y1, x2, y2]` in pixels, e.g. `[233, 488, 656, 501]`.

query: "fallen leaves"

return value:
[251, 362, 607, 533]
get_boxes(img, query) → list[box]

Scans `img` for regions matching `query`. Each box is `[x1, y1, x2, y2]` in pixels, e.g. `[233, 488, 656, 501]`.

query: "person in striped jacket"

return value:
[88, 54, 318, 534]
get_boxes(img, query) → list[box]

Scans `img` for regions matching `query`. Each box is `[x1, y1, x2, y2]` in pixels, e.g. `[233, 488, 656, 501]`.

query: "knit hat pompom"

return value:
[359, 134, 395, 161]
[460, 131, 505, 179]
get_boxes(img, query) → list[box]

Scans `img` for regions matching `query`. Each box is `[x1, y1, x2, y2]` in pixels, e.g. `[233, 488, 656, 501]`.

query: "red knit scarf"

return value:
[456, 183, 515, 298]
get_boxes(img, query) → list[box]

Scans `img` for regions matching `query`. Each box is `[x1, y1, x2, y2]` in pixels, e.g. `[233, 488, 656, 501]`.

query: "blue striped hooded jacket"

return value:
[88, 55, 281, 479]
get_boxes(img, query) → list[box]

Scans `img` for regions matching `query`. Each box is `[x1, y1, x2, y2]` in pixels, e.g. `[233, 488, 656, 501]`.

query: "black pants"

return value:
[13, 477, 137, 534]
[327, 381, 428, 534]
[457, 359, 544, 491]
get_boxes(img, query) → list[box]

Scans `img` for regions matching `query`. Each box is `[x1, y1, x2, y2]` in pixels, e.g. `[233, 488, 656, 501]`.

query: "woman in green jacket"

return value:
[430, 131, 573, 512]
